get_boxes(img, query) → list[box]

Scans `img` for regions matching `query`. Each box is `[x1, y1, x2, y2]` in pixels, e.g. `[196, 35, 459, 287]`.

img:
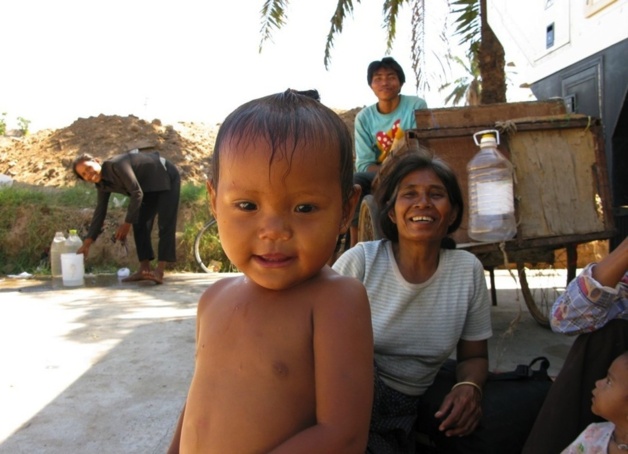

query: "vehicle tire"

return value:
[516, 244, 577, 328]
[193, 219, 236, 273]
[358, 195, 383, 242]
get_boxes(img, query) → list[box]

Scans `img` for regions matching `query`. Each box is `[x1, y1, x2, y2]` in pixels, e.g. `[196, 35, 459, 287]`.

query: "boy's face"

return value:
[370, 67, 402, 103]
[209, 137, 354, 290]
[591, 354, 628, 422]
[75, 159, 102, 183]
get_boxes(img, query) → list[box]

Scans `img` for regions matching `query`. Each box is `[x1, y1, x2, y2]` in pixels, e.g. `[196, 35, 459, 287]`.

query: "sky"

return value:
[1, 0, 532, 132]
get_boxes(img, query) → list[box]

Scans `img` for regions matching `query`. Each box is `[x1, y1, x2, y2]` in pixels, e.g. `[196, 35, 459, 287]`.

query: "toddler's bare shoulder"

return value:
[198, 275, 248, 306]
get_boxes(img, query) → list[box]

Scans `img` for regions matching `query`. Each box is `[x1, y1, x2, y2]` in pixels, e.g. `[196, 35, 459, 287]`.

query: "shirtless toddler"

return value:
[168, 90, 374, 453]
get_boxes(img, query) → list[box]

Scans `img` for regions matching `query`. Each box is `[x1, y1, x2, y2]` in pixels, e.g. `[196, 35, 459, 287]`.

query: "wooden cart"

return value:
[357, 100, 616, 327]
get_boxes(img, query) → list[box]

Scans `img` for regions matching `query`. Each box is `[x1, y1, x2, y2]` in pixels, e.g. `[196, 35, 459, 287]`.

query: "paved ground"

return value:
[0, 271, 576, 454]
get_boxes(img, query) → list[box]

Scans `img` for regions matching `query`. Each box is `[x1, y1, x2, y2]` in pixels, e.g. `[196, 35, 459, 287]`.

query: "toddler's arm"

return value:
[270, 276, 374, 453]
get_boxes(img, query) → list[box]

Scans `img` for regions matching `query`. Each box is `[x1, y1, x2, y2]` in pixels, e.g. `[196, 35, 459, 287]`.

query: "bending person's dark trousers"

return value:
[133, 160, 180, 263]
[522, 319, 628, 454]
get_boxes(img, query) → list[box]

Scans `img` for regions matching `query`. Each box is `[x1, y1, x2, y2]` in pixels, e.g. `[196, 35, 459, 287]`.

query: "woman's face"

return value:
[75, 160, 102, 183]
[388, 168, 458, 244]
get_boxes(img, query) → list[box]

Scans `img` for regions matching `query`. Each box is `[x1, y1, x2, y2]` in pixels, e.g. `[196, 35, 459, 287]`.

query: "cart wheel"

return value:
[358, 195, 383, 242]
[516, 244, 577, 328]
[193, 219, 237, 273]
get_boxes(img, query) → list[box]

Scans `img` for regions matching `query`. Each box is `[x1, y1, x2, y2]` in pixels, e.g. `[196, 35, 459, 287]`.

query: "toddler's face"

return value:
[209, 136, 349, 290]
[591, 353, 628, 423]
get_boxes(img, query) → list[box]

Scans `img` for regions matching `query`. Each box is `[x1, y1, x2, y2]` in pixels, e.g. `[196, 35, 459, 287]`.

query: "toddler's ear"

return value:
[341, 184, 362, 233]
[206, 180, 217, 218]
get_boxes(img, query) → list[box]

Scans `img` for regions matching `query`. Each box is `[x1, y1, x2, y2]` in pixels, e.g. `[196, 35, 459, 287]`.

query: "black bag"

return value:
[489, 356, 551, 382]
[415, 358, 553, 454]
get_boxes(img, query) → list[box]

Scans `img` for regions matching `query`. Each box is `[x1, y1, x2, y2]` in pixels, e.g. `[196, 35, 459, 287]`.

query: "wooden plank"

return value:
[510, 127, 602, 238]
[409, 113, 614, 248]
[415, 99, 567, 130]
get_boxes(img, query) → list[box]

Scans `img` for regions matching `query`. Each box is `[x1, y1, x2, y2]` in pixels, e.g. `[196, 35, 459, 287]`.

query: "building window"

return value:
[584, 0, 617, 17]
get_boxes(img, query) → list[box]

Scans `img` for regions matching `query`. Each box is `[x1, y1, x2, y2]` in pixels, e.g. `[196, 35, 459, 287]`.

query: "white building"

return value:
[488, 0, 628, 246]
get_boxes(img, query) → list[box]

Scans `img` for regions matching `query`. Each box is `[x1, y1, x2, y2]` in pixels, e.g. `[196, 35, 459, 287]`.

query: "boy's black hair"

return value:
[367, 57, 406, 86]
[211, 89, 354, 205]
[374, 152, 464, 246]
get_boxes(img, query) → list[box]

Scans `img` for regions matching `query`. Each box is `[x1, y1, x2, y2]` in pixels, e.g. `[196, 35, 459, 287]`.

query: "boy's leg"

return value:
[151, 163, 180, 282]
[122, 193, 158, 282]
[121, 196, 157, 282]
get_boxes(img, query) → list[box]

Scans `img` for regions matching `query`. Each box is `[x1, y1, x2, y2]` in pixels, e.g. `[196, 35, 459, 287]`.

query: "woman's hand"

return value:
[77, 238, 94, 259]
[115, 223, 132, 242]
[435, 340, 488, 437]
[434, 383, 482, 437]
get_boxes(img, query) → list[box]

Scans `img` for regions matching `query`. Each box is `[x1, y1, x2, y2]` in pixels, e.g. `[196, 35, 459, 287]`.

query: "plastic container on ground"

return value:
[61, 229, 84, 286]
[50, 231, 66, 278]
[467, 130, 517, 242]
[61, 253, 85, 286]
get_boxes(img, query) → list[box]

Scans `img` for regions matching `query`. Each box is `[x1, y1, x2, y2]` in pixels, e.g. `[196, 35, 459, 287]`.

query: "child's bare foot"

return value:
[121, 271, 148, 282]
[141, 269, 164, 284]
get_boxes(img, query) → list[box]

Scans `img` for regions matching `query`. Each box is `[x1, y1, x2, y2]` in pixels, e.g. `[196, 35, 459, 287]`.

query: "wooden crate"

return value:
[411, 102, 615, 251]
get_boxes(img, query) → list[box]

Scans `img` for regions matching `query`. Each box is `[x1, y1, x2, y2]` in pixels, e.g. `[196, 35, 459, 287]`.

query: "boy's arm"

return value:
[166, 403, 185, 454]
[270, 276, 374, 454]
[354, 112, 379, 173]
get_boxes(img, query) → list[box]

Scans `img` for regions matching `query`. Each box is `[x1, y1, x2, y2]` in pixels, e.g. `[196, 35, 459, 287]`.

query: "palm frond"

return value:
[323, 0, 358, 69]
[450, 0, 480, 46]
[409, 0, 425, 91]
[259, 0, 290, 53]
[382, 0, 406, 51]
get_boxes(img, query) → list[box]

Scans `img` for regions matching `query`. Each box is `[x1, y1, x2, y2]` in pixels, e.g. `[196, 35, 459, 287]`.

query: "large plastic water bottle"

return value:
[467, 130, 516, 242]
[63, 229, 83, 254]
[50, 231, 66, 278]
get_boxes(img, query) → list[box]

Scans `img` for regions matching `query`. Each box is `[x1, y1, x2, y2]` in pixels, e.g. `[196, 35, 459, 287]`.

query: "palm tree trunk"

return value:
[478, 0, 507, 104]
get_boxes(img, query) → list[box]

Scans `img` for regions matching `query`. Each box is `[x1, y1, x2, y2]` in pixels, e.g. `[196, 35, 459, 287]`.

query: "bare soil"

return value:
[0, 109, 361, 187]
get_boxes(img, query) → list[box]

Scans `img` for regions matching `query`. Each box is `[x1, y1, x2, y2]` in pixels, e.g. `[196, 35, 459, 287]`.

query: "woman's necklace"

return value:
[612, 432, 628, 451]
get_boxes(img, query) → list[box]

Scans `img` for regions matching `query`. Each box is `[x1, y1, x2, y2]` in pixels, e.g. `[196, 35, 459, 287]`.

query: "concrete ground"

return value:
[0, 270, 576, 454]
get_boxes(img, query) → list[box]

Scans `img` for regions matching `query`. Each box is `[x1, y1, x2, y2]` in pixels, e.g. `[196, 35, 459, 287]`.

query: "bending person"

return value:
[523, 236, 628, 454]
[333, 151, 492, 452]
[72, 148, 181, 284]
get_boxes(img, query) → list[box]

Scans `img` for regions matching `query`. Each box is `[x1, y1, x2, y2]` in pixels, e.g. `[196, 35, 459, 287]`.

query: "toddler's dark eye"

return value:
[295, 204, 315, 213]
[237, 201, 257, 211]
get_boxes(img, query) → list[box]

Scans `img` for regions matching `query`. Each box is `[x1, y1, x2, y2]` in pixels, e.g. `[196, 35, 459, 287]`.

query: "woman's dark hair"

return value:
[71, 153, 98, 180]
[367, 57, 406, 86]
[374, 151, 464, 247]
[211, 89, 355, 205]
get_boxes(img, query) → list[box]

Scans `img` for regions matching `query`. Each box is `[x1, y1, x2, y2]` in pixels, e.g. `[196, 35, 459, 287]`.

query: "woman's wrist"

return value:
[451, 381, 483, 399]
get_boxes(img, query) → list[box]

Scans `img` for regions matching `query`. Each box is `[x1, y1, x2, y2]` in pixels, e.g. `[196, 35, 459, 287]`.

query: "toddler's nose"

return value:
[258, 214, 291, 241]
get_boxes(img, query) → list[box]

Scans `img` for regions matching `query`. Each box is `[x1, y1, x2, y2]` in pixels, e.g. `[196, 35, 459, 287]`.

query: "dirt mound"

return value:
[0, 115, 219, 187]
[0, 108, 362, 188]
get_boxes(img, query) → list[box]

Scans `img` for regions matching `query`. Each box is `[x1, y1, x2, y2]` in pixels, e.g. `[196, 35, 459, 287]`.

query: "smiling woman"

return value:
[333, 150, 492, 452]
